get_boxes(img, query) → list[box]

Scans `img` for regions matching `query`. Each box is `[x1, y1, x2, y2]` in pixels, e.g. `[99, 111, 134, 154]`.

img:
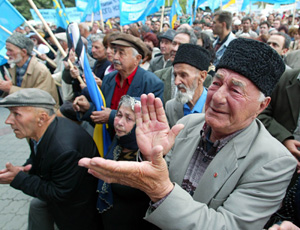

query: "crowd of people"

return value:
[0, 8, 300, 230]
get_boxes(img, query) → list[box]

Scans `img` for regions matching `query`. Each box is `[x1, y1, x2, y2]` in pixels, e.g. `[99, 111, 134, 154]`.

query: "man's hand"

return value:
[73, 95, 90, 112]
[0, 75, 12, 93]
[135, 93, 184, 160]
[70, 66, 80, 79]
[283, 139, 300, 173]
[90, 106, 111, 124]
[0, 163, 32, 184]
[79, 145, 174, 202]
[268, 221, 300, 230]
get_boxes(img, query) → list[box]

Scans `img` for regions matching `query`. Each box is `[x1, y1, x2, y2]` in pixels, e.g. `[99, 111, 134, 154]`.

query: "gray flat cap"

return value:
[6, 32, 34, 55]
[0, 88, 56, 109]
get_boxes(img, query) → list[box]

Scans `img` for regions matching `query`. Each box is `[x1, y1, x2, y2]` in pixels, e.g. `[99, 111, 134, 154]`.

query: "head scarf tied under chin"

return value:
[97, 96, 140, 213]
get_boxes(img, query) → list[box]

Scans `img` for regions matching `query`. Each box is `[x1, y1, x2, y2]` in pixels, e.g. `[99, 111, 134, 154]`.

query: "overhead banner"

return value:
[77, 0, 120, 21]
[30, 7, 82, 24]
[119, 0, 164, 25]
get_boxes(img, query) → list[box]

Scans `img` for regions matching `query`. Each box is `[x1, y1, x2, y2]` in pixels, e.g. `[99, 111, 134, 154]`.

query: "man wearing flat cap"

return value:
[73, 33, 163, 136]
[79, 38, 297, 229]
[165, 44, 211, 127]
[0, 32, 59, 108]
[148, 29, 176, 73]
[0, 88, 99, 230]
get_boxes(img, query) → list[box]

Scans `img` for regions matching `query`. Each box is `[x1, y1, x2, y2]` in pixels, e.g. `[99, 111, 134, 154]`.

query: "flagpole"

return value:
[160, 5, 165, 32]
[99, 9, 105, 32]
[0, 24, 57, 69]
[27, 0, 84, 85]
[292, 2, 296, 26]
[91, 12, 94, 25]
[220, 0, 223, 10]
[25, 21, 57, 55]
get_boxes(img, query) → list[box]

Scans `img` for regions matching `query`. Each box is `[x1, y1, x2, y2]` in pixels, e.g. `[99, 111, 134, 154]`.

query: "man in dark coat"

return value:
[0, 88, 99, 230]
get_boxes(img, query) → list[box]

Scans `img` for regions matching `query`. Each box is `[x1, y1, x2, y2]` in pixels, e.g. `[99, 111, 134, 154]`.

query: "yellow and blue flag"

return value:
[67, 23, 111, 157]
[53, 0, 70, 29]
[170, 0, 182, 29]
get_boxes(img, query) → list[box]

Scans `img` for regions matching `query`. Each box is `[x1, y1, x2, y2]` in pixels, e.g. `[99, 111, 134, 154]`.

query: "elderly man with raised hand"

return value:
[0, 88, 99, 230]
[165, 43, 211, 127]
[79, 38, 297, 230]
[73, 33, 164, 132]
[0, 33, 59, 108]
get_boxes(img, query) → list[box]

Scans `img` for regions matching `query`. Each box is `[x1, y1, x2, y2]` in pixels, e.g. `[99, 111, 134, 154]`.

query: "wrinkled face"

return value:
[114, 105, 135, 137]
[170, 33, 190, 62]
[174, 63, 200, 104]
[260, 24, 269, 35]
[6, 43, 23, 65]
[242, 19, 251, 32]
[113, 45, 140, 72]
[205, 68, 263, 139]
[267, 35, 286, 56]
[160, 38, 172, 56]
[91, 40, 106, 60]
[212, 15, 223, 35]
[5, 107, 39, 139]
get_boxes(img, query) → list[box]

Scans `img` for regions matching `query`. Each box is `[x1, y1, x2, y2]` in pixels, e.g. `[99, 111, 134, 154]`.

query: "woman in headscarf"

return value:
[97, 95, 155, 230]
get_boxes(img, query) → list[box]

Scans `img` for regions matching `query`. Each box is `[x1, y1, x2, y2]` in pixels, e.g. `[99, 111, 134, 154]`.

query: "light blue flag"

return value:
[53, 0, 70, 29]
[80, 0, 102, 22]
[193, 0, 207, 21]
[186, 0, 194, 15]
[0, 0, 25, 33]
[120, 0, 164, 26]
[261, 0, 295, 3]
[0, 46, 7, 66]
[170, 0, 182, 28]
[0, 0, 25, 59]
[208, 0, 231, 12]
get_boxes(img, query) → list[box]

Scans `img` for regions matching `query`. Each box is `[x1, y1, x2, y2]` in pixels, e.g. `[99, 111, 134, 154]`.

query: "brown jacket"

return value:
[8, 56, 59, 108]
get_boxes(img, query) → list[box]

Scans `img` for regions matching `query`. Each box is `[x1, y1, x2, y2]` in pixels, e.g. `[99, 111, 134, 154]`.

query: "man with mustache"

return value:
[79, 38, 297, 230]
[165, 44, 211, 127]
[73, 33, 163, 134]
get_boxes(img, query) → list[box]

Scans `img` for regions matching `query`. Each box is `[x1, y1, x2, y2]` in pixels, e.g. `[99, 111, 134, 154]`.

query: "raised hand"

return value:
[79, 145, 174, 202]
[135, 93, 184, 160]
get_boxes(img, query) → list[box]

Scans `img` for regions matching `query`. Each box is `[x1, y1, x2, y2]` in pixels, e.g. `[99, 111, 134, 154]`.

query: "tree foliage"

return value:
[9, 0, 75, 20]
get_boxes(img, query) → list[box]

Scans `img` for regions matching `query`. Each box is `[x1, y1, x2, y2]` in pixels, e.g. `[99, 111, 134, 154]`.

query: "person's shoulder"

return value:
[154, 66, 172, 77]
[177, 113, 205, 127]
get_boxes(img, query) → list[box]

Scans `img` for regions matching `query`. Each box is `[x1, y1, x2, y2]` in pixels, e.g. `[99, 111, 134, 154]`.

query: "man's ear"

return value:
[136, 54, 142, 63]
[257, 96, 271, 115]
[282, 48, 289, 56]
[20, 48, 28, 57]
[199, 70, 207, 83]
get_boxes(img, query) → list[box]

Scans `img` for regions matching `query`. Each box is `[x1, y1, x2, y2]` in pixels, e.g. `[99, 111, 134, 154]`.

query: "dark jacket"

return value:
[258, 68, 300, 142]
[11, 117, 100, 230]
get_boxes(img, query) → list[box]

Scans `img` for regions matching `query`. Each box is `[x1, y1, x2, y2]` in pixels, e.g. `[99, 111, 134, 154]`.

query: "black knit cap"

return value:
[216, 38, 285, 96]
[173, 44, 211, 71]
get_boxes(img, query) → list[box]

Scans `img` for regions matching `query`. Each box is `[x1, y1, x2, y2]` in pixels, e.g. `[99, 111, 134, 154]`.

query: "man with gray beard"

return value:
[165, 44, 211, 127]
[0, 32, 59, 108]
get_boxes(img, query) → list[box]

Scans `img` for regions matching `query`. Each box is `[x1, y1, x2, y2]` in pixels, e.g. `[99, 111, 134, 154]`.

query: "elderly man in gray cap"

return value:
[0, 88, 99, 230]
[73, 33, 163, 136]
[79, 38, 297, 230]
[148, 29, 176, 73]
[0, 33, 59, 108]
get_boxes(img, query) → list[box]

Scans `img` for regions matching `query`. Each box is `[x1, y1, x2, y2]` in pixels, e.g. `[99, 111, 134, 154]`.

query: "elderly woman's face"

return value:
[114, 105, 135, 137]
